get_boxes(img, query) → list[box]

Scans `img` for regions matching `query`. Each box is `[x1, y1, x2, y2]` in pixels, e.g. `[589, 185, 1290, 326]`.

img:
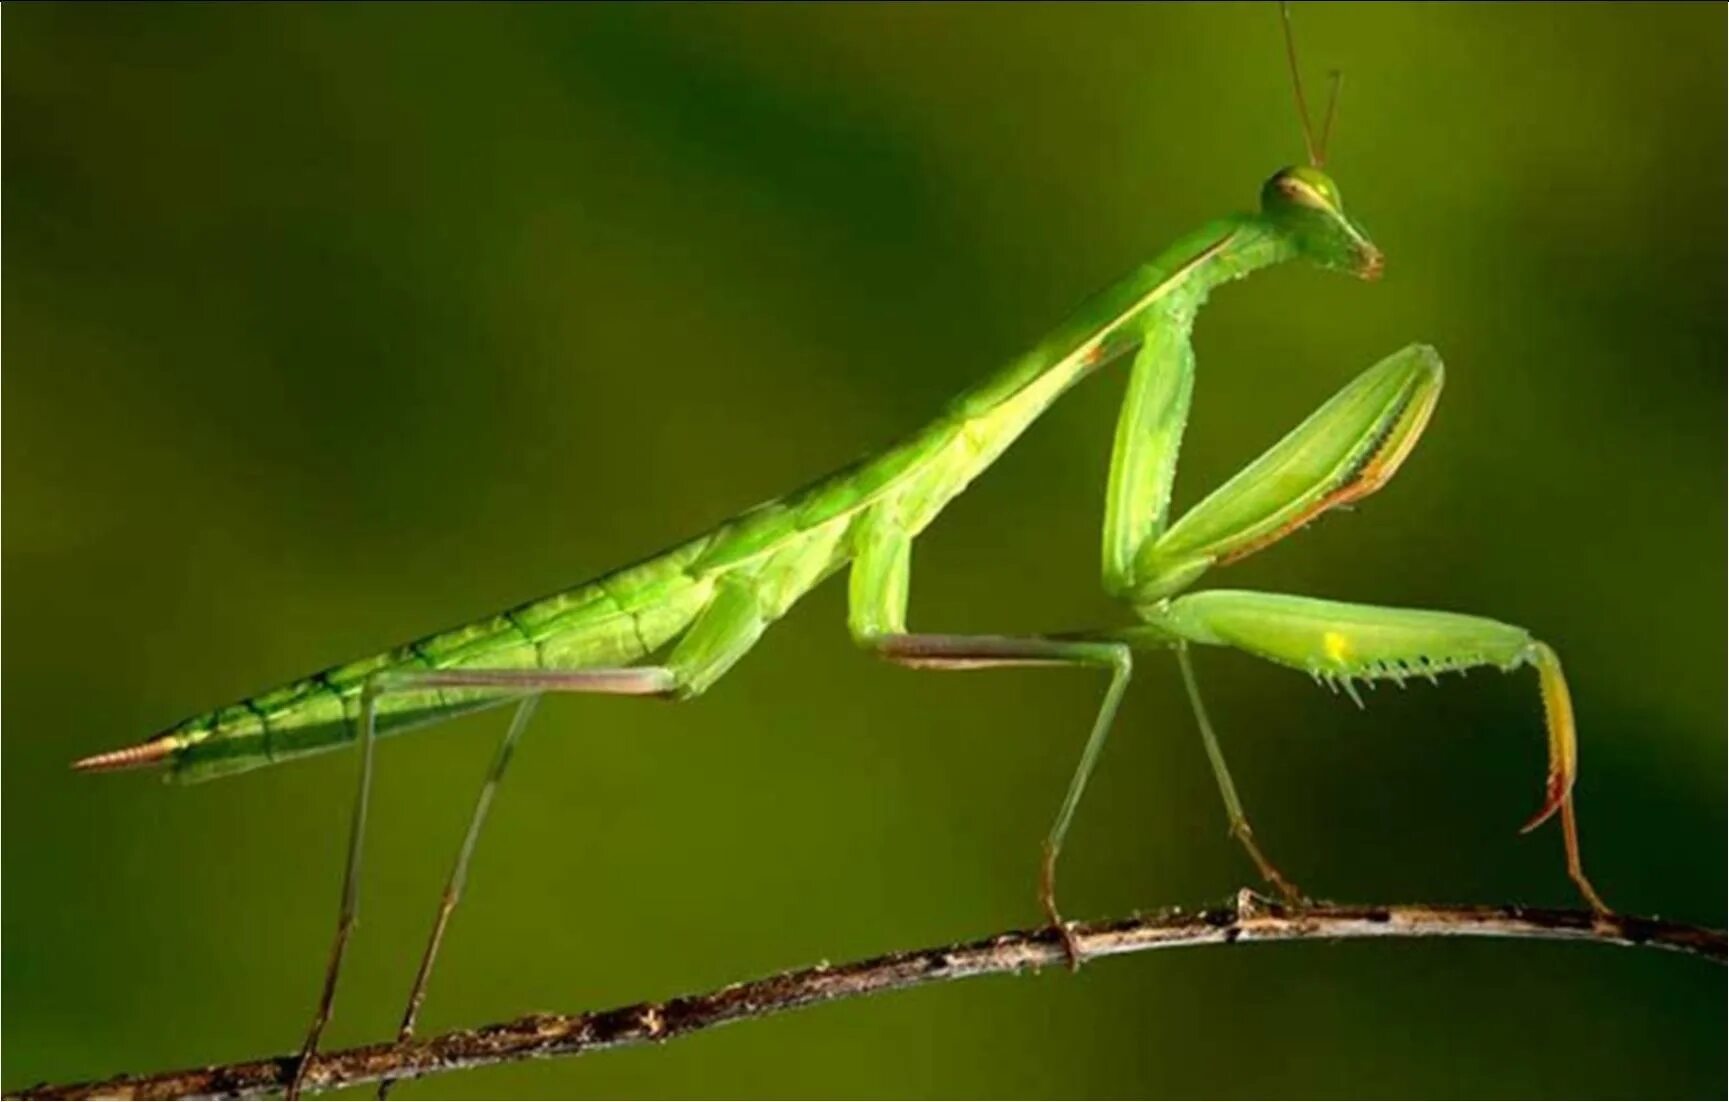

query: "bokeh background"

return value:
[5, 4, 1724, 1097]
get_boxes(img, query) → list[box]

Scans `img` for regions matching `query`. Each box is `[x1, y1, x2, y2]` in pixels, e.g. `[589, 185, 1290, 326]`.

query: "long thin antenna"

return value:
[1317, 69, 1343, 167]
[1280, 2, 1319, 166]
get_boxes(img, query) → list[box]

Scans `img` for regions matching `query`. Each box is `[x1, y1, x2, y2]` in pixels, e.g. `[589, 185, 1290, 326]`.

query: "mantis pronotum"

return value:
[73, 7, 1608, 1097]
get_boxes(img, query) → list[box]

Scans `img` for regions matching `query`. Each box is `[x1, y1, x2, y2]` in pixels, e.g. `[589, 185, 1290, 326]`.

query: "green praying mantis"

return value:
[73, 8, 1609, 1098]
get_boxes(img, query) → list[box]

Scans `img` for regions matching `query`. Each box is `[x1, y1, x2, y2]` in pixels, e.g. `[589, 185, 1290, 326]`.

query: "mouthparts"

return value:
[1359, 248, 1385, 281]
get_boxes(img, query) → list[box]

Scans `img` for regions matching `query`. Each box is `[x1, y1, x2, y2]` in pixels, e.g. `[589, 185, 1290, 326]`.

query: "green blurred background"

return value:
[5, 4, 1724, 1097]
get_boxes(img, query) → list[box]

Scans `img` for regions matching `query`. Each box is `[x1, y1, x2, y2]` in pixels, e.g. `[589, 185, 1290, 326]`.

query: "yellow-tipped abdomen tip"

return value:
[72, 737, 177, 773]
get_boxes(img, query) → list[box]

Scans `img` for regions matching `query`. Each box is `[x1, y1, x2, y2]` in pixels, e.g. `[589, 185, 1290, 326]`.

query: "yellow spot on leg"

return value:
[1323, 631, 1351, 663]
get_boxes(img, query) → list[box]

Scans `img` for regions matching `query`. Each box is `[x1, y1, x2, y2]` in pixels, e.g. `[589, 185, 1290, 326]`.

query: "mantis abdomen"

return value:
[135, 309, 1126, 782]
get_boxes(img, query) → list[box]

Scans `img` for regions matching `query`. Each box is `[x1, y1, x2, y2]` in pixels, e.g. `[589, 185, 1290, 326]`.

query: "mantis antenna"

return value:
[1281, 4, 1345, 167]
[1279, 2, 1319, 165]
[1318, 70, 1343, 166]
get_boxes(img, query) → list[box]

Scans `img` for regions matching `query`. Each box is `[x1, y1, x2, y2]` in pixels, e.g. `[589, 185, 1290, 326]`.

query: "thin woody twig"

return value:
[11, 893, 1723, 1101]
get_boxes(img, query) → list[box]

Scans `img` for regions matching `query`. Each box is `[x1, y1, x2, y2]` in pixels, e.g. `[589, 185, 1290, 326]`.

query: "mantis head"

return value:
[1267, 6, 1381, 280]
[1261, 165, 1383, 281]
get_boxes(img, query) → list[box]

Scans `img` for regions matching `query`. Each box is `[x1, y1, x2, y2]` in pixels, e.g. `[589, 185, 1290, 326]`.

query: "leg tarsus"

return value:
[288, 922, 351, 1098]
[1230, 820, 1306, 905]
[1561, 796, 1610, 915]
[1039, 841, 1083, 971]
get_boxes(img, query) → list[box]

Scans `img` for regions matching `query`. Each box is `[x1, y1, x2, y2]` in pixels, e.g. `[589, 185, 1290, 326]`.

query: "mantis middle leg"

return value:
[1175, 641, 1302, 901]
[847, 517, 1131, 966]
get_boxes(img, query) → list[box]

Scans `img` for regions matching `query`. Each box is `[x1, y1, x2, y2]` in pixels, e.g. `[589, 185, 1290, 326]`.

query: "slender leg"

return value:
[848, 520, 1137, 968]
[375, 695, 541, 1101]
[287, 666, 673, 1100]
[871, 633, 1132, 969]
[1175, 644, 1302, 901]
[288, 681, 382, 1100]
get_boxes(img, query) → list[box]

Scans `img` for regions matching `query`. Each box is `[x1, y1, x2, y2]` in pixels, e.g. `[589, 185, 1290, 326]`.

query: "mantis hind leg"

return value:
[1175, 643, 1302, 902]
[1147, 589, 1608, 914]
[287, 667, 675, 1099]
[375, 694, 541, 1101]
[289, 581, 770, 1097]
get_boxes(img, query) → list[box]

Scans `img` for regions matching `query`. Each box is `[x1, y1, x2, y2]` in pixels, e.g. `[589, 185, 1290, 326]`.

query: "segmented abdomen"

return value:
[165, 537, 717, 783]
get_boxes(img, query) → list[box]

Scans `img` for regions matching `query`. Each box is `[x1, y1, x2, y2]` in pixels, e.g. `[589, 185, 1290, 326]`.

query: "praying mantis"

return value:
[71, 7, 1610, 1098]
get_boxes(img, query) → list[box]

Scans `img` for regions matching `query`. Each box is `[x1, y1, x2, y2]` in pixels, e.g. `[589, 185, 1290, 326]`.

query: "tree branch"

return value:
[12, 893, 1722, 1101]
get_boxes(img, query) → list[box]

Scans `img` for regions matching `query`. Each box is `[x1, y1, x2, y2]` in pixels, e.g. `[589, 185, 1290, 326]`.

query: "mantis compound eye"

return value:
[1262, 165, 1343, 214]
[1260, 165, 1381, 282]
